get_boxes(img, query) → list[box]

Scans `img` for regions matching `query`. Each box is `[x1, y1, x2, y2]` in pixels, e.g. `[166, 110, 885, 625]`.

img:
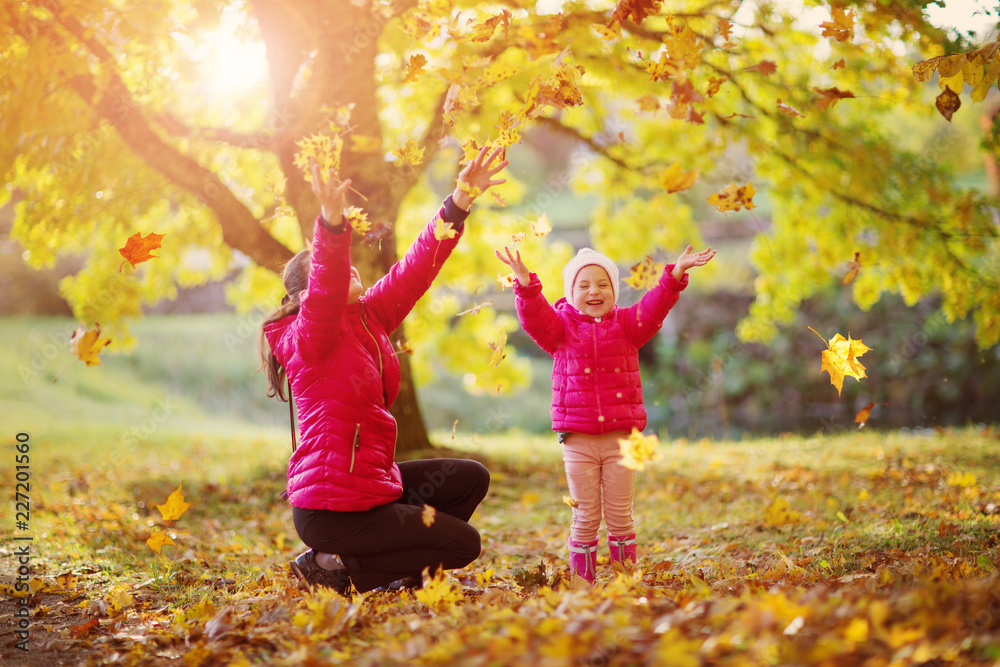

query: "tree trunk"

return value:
[981, 98, 1000, 197]
[390, 337, 433, 454]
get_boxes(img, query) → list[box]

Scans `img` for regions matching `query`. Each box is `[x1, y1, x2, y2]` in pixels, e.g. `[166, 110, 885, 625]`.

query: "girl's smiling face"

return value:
[572, 264, 615, 318]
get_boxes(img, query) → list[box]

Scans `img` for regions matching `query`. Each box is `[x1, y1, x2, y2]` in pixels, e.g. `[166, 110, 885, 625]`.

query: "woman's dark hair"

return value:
[257, 249, 311, 401]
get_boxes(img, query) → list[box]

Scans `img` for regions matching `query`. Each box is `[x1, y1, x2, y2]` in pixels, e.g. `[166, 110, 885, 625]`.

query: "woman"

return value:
[259, 146, 508, 594]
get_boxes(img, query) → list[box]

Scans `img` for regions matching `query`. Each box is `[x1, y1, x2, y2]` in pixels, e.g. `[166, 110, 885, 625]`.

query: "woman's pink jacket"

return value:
[265, 209, 461, 511]
[513, 267, 688, 435]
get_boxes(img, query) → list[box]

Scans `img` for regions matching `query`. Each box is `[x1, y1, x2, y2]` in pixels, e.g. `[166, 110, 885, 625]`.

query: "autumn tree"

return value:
[2, 0, 997, 451]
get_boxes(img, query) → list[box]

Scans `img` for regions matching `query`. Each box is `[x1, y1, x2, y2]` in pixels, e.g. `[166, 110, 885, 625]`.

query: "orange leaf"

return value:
[402, 53, 427, 83]
[118, 232, 164, 271]
[854, 402, 875, 428]
[611, 0, 664, 25]
[146, 531, 177, 555]
[842, 251, 861, 285]
[749, 60, 777, 75]
[820, 6, 854, 42]
[813, 86, 855, 111]
[777, 98, 804, 117]
[156, 483, 190, 522]
[832, 58, 846, 70]
[69, 618, 100, 638]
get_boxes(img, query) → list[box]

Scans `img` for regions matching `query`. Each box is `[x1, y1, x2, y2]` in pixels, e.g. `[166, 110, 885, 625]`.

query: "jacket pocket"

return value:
[349, 423, 361, 473]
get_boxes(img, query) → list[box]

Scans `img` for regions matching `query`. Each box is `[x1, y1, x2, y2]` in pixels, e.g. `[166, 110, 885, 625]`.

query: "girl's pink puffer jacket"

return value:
[512, 266, 688, 434]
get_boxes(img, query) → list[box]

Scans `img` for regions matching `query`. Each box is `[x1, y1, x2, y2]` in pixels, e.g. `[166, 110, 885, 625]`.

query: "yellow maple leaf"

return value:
[458, 181, 483, 199]
[146, 531, 177, 555]
[344, 206, 372, 234]
[392, 139, 424, 166]
[660, 162, 700, 193]
[433, 218, 458, 241]
[415, 568, 462, 611]
[708, 181, 756, 212]
[625, 256, 665, 291]
[593, 21, 621, 41]
[531, 214, 552, 236]
[618, 428, 660, 470]
[156, 483, 191, 522]
[820, 6, 854, 42]
[663, 21, 701, 72]
[487, 330, 507, 369]
[70, 323, 111, 367]
[764, 496, 802, 526]
[421, 504, 436, 527]
[810, 327, 872, 396]
[293, 132, 343, 182]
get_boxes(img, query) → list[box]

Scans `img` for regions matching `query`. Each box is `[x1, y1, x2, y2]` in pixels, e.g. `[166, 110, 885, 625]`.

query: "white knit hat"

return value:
[562, 247, 620, 306]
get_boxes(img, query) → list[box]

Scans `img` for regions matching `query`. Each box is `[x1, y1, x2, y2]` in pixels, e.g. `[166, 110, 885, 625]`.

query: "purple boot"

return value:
[608, 532, 637, 566]
[569, 538, 599, 583]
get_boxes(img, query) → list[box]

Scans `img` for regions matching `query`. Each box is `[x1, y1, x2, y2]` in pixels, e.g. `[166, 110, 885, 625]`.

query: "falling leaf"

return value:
[618, 428, 660, 470]
[491, 190, 507, 207]
[422, 504, 436, 527]
[497, 272, 515, 290]
[70, 323, 111, 367]
[637, 94, 661, 112]
[392, 139, 425, 166]
[717, 18, 733, 43]
[433, 218, 458, 241]
[469, 9, 512, 42]
[705, 76, 727, 97]
[450, 420, 458, 439]
[531, 214, 552, 236]
[625, 256, 665, 290]
[660, 162, 700, 193]
[708, 181, 756, 212]
[396, 339, 415, 355]
[487, 330, 507, 369]
[344, 206, 372, 234]
[118, 231, 164, 271]
[820, 7, 854, 42]
[563, 495, 579, 508]
[842, 251, 862, 285]
[293, 132, 343, 182]
[511, 232, 526, 243]
[935, 87, 961, 121]
[777, 98, 804, 117]
[748, 60, 777, 75]
[810, 327, 872, 396]
[402, 53, 427, 83]
[813, 86, 855, 111]
[611, 0, 664, 25]
[146, 531, 177, 555]
[157, 483, 190, 522]
[765, 496, 802, 526]
[593, 21, 621, 41]
[458, 180, 484, 199]
[855, 402, 874, 429]
[832, 58, 846, 69]
[456, 301, 493, 316]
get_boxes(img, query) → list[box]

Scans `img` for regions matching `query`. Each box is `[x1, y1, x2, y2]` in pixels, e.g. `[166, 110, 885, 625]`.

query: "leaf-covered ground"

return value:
[2, 427, 1000, 666]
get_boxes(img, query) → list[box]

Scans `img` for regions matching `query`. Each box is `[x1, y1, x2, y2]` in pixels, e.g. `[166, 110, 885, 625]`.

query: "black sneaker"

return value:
[289, 551, 352, 597]
[372, 575, 422, 593]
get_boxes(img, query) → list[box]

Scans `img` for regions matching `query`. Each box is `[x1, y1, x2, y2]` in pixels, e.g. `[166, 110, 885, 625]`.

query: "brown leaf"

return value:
[912, 55, 944, 82]
[813, 86, 855, 111]
[842, 251, 861, 285]
[69, 618, 100, 638]
[935, 87, 961, 121]
[854, 402, 875, 428]
[611, 0, 663, 25]
[777, 98, 804, 117]
[118, 231, 164, 271]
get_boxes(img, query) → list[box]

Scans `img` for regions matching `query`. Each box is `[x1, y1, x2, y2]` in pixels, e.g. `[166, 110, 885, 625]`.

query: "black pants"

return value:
[292, 459, 490, 593]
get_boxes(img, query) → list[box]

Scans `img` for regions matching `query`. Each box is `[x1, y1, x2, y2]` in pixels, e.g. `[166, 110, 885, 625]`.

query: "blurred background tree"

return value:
[2, 0, 997, 448]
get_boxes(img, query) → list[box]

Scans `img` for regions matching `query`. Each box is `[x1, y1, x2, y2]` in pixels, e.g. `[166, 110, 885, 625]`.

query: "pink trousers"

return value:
[561, 431, 636, 543]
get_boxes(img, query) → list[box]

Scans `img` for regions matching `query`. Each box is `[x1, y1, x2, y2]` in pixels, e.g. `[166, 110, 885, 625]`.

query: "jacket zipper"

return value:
[349, 423, 361, 473]
[359, 310, 388, 407]
[591, 319, 603, 430]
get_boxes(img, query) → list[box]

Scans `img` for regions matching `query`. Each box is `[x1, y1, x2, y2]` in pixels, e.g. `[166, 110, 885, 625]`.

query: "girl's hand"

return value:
[311, 159, 352, 223]
[452, 145, 509, 211]
[671, 245, 716, 281]
[494, 246, 531, 285]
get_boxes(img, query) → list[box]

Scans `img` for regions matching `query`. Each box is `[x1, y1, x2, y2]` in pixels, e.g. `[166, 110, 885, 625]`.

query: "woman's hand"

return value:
[452, 145, 509, 211]
[671, 245, 716, 281]
[494, 246, 531, 285]
[311, 160, 352, 223]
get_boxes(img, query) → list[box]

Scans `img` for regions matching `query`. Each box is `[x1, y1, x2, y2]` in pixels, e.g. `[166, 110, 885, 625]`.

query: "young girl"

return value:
[259, 146, 508, 595]
[495, 243, 715, 582]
